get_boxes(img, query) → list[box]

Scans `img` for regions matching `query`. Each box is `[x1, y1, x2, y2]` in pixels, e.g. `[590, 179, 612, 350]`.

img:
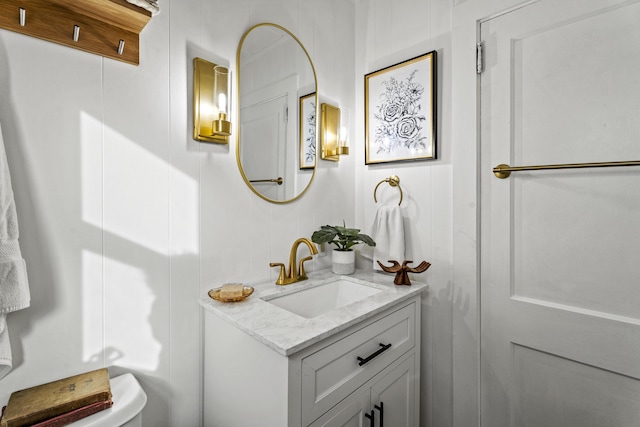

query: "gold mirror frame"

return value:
[236, 23, 318, 204]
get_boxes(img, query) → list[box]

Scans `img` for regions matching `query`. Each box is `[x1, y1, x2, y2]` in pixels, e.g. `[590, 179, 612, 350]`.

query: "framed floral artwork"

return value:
[365, 51, 437, 164]
[299, 92, 317, 169]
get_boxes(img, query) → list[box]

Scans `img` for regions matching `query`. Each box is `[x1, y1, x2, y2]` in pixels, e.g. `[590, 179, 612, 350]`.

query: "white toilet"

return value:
[69, 373, 147, 427]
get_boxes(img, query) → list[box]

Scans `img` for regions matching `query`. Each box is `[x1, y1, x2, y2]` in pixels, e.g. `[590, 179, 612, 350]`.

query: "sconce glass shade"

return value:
[212, 66, 231, 136]
[193, 57, 232, 144]
[337, 126, 349, 155]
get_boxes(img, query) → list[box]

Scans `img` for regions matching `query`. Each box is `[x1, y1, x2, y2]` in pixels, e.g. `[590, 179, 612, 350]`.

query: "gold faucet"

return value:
[269, 237, 319, 285]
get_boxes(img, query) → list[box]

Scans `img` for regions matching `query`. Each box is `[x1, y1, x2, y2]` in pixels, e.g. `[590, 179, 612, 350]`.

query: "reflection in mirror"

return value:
[236, 23, 318, 203]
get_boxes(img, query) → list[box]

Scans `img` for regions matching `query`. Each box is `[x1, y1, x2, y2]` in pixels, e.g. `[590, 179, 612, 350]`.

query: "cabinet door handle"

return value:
[375, 402, 384, 427]
[357, 343, 392, 366]
[364, 409, 375, 427]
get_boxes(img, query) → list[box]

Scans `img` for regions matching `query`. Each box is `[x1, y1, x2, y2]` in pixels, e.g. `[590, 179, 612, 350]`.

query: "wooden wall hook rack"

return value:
[0, 0, 152, 65]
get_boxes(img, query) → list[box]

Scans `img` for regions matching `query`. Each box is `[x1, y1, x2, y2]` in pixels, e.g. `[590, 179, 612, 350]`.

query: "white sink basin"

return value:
[263, 278, 383, 318]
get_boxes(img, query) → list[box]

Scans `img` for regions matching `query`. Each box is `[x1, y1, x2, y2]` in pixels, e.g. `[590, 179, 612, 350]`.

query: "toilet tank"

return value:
[69, 373, 147, 427]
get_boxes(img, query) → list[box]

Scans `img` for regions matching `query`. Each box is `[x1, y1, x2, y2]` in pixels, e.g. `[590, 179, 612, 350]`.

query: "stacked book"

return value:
[0, 368, 112, 427]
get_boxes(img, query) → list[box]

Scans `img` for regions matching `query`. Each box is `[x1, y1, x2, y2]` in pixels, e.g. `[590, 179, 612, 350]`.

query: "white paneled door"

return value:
[480, 1, 640, 426]
[240, 92, 287, 201]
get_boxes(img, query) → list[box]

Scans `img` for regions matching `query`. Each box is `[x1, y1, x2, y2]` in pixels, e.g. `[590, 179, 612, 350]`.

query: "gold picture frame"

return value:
[365, 51, 437, 164]
[299, 92, 316, 169]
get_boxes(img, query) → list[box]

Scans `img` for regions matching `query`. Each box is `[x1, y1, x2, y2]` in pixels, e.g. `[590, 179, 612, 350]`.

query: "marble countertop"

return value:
[199, 269, 428, 356]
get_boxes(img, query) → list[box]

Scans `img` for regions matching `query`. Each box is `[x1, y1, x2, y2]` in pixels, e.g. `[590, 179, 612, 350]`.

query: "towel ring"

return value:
[373, 175, 403, 206]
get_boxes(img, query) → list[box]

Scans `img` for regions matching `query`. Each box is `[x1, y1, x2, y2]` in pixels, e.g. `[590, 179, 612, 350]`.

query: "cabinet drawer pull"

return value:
[375, 402, 384, 427]
[357, 343, 392, 366]
[364, 409, 375, 426]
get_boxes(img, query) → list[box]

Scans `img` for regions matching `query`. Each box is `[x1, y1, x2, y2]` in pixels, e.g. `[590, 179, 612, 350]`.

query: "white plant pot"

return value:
[332, 250, 355, 275]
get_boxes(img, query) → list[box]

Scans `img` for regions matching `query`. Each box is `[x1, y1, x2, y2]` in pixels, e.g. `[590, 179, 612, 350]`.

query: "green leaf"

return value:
[311, 228, 337, 244]
[311, 223, 376, 251]
[357, 233, 376, 247]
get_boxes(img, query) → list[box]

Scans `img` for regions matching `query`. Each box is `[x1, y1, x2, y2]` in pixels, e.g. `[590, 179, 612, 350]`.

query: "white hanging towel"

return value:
[0, 122, 30, 380]
[368, 204, 405, 271]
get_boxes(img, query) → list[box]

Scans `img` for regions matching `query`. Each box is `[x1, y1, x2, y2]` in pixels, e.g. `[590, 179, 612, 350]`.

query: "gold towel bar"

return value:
[493, 160, 640, 179]
[374, 175, 403, 206]
[250, 177, 283, 185]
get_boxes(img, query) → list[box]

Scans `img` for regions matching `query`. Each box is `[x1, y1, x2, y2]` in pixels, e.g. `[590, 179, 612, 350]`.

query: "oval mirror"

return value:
[236, 23, 318, 203]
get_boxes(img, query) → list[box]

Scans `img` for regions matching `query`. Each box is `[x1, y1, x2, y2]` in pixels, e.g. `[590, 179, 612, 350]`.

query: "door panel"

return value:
[309, 387, 369, 427]
[240, 94, 287, 201]
[480, 0, 640, 425]
[511, 2, 640, 165]
[370, 354, 416, 427]
[514, 173, 640, 317]
[512, 345, 640, 427]
[240, 74, 298, 201]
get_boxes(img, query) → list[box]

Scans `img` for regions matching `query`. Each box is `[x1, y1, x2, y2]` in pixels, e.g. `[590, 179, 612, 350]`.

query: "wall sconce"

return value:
[193, 57, 232, 144]
[320, 103, 349, 161]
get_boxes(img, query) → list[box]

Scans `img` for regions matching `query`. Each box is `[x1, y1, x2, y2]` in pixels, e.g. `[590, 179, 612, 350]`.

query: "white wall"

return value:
[0, 0, 355, 426]
[354, 1, 454, 426]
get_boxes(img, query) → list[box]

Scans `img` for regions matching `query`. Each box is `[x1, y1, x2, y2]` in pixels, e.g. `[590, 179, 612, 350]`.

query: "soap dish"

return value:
[208, 286, 254, 303]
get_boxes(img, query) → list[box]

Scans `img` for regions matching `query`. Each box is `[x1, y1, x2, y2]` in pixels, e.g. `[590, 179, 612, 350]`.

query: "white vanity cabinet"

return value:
[203, 292, 422, 427]
[310, 353, 416, 427]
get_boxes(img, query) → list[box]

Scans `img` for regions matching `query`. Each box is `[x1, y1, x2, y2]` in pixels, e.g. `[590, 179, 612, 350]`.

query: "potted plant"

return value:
[311, 223, 376, 274]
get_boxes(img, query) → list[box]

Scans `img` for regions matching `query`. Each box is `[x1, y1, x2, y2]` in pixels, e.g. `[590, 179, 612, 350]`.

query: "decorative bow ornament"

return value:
[376, 260, 431, 286]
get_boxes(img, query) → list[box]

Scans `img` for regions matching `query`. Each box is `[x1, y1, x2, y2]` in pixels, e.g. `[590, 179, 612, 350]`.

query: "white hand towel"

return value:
[126, 0, 160, 15]
[0, 314, 12, 379]
[368, 204, 405, 271]
[0, 122, 30, 380]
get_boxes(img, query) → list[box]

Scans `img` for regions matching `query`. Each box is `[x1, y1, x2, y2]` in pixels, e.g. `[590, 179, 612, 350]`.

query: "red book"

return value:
[31, 400, 113, 427]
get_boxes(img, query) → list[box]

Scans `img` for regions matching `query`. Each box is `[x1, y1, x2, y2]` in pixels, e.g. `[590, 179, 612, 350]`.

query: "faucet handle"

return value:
[269, 262, 286, 285]
[298, 256, 313, 280]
